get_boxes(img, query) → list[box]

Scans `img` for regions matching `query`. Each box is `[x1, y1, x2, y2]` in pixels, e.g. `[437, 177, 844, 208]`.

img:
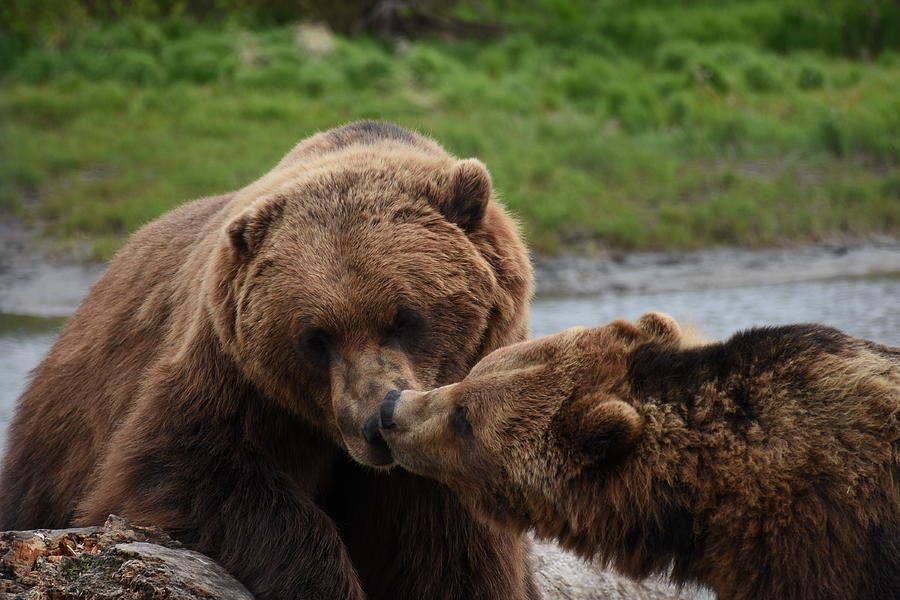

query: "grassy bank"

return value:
[2, 1, 900, 257]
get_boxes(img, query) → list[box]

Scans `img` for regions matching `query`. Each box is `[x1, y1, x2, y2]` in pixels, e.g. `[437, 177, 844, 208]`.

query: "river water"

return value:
[530, 274, 900, 341]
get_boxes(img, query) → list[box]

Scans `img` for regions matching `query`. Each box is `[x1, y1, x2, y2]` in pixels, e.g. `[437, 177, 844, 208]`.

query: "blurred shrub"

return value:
[764, 0, 900, 57]
[111, 50, 165, 86]
[665, 93, 693, 126]
[407, 44, 461, 86]
[742, 61, 780, 92]
[164, 35, 237, 83]
[817, 115, 845, 157]
[558, 56, 613, 102]
[9, 48, 67, 83]
[691, 60, 730, 93]
[796, 64, 825, 90]
[656, 41, 701, 71]
[339, 43, 396, 90]
[883, 172, 900, 199]
[83, 17, 167, 54]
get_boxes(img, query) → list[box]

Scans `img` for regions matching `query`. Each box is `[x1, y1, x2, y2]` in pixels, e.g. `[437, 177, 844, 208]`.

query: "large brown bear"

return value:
[0, 122, 540, 600]
[379, 313, 900, 600]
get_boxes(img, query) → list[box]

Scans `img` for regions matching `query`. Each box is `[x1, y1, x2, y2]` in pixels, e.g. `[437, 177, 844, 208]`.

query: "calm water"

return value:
[0, 314, 66, 450]
[530, 274, 900, 341]
[2, 275, 898, 450]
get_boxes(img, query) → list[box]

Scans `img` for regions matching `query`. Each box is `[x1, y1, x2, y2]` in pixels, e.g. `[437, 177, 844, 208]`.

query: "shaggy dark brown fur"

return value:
[381, 313, 900, 600]
[0, 122, 539, 600]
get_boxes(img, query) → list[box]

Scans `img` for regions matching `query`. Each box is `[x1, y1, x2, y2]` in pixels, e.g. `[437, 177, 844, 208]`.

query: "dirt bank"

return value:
[534, 238, 900, 297]
[2, 220, 899, 317]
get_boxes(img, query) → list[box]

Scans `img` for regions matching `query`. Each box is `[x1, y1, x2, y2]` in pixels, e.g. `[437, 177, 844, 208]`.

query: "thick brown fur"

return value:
[381, 313, 900, 600]
[0, 122, 540, 600]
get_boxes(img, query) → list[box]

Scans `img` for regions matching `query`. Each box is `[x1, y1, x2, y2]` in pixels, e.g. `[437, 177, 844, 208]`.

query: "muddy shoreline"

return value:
[2, 221, 899, 317]
[532, 238, 900, 298]
[0, 224, 106, 318]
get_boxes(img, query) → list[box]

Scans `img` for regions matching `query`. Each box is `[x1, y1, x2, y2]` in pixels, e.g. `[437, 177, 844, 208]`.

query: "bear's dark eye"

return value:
[299, 328, 332, 369]
[388, 307, 425, 351]
[450, 405, 474, 439]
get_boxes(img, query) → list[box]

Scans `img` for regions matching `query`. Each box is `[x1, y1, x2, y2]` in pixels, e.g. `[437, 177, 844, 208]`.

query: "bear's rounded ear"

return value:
[226, 199, 284, 257]
[636, 312, 681, 344]
[438, 158, 492, 233]
[558, 393, 643, 463]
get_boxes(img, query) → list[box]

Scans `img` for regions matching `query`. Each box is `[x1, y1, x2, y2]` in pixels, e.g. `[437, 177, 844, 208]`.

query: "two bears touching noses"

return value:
[1, 122, 898, 600]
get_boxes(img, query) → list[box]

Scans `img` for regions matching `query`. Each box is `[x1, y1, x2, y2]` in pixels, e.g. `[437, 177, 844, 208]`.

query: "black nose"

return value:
[380, 390, 401, 429]
[363, 413, 383, 444]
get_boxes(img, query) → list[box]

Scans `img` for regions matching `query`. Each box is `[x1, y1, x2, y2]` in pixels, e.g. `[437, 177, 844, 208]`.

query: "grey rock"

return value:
[530, 536, 700, 600]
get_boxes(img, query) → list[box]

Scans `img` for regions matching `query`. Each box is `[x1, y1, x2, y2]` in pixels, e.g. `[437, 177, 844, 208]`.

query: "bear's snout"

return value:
[363, 412, 384, 443]
[327, 343, 421, 467]
[380, 389, 401, 429]
[361, 412, 393, 465]
[378, 388, 440, 434]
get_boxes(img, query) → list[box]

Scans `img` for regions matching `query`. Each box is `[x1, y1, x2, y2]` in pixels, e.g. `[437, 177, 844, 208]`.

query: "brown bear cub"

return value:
[0, 122, 540, 600]
[379, 313, 900, 600]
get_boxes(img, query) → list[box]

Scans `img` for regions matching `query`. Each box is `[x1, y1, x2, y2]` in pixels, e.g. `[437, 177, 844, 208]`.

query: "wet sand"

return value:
[533, 239, 900, 297]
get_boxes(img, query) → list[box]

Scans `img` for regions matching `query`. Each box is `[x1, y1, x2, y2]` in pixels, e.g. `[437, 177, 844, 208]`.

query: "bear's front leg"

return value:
[77, 436, 365, 600]
[328, 460, 540, 600]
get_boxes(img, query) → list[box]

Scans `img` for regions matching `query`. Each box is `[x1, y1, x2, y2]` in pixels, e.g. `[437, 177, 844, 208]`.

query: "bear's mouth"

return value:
[363, 413, 394, 466]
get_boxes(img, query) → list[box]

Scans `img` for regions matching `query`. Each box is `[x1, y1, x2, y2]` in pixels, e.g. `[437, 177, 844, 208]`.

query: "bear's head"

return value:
[205, 122, 531, 468]
[377, 312, 685, 530]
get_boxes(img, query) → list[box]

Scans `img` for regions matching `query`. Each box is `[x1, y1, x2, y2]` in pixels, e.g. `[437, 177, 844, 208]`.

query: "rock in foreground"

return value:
[0, 515, 253, 599]
[531, 537, 693, 600]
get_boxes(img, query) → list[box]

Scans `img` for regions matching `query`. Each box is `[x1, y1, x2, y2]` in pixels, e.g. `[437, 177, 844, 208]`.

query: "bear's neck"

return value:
[537, 439, 702, 582]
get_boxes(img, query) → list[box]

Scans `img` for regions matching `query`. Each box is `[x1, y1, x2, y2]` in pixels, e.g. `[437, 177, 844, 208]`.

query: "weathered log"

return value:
[0, 515, 253, 599]
[530, 536, 694, 600]
[1, 515, 693, 599]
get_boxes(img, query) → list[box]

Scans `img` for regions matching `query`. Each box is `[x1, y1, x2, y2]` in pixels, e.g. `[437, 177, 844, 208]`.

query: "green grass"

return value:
[2, 2, 900, 258]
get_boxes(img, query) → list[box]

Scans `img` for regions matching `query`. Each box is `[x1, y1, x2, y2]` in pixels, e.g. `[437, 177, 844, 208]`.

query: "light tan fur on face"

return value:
[380, 313, 900, 600]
